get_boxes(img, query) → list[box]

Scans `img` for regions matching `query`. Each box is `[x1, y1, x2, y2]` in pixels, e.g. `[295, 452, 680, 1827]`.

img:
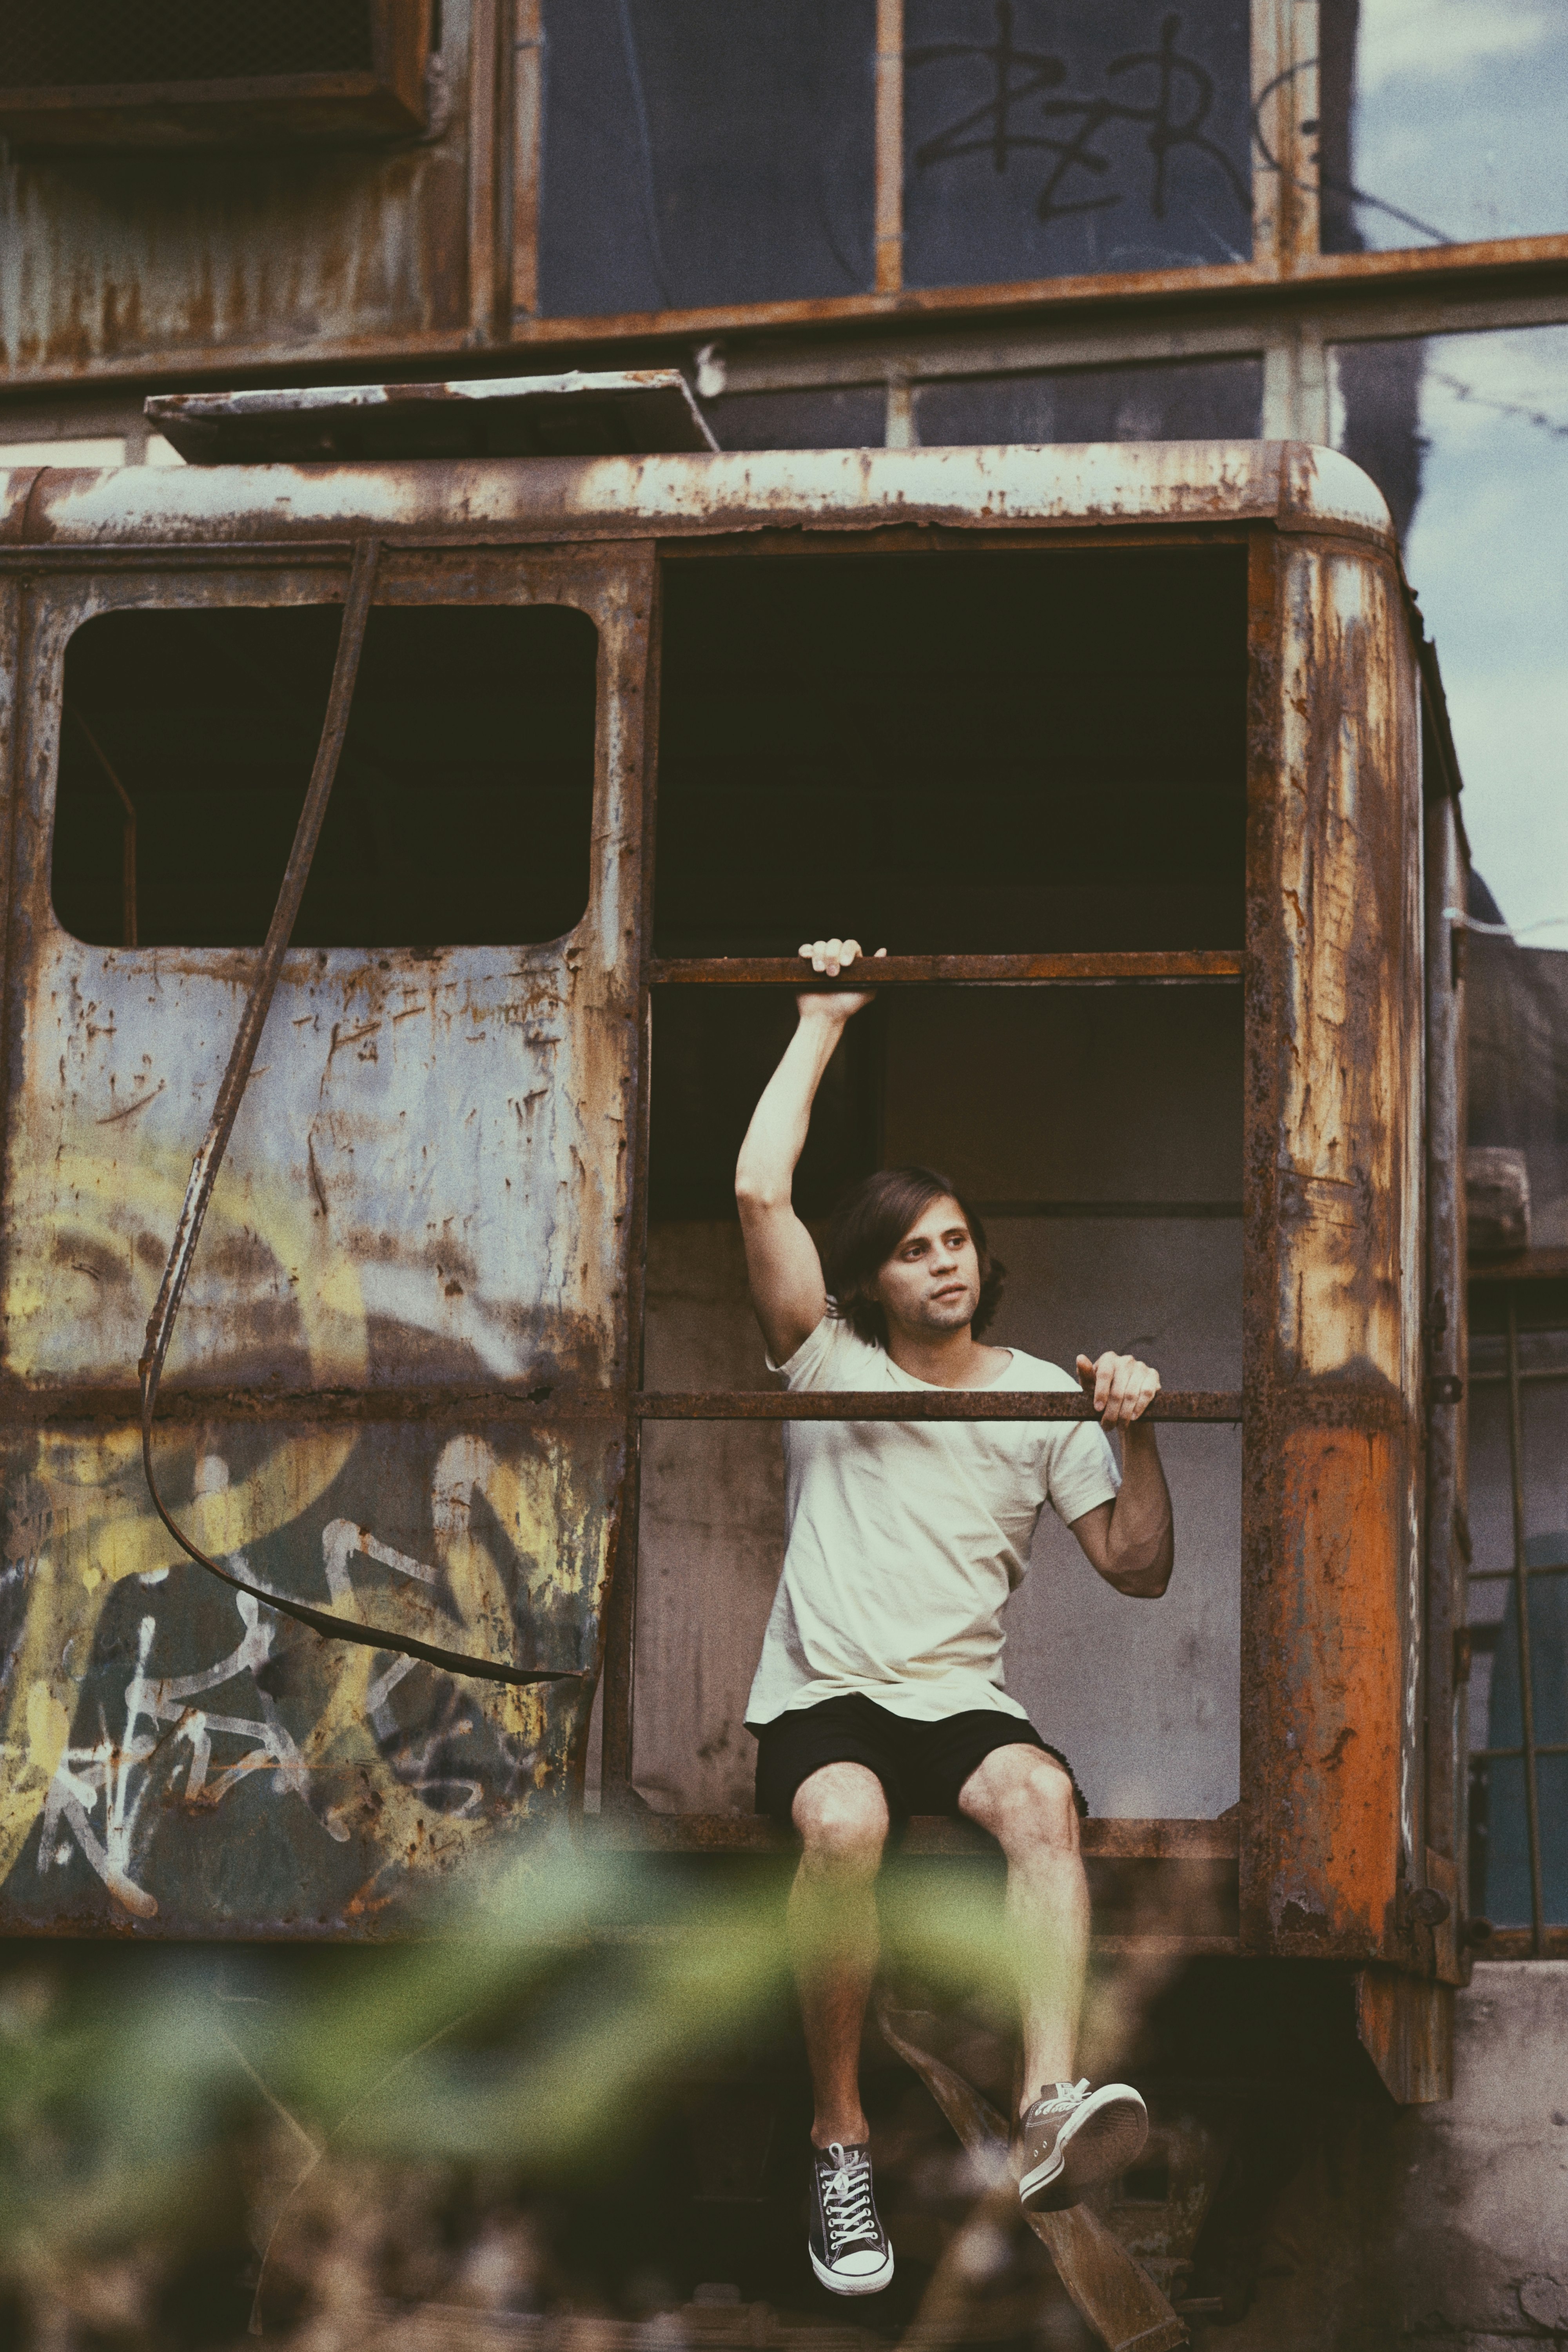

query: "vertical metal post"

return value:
[875, 0, 904, 294]
[466, 0, 502, 343]
[1505, 1290, 1546, 1952]
[1250, 0, 1319, 272]
[1423, 786, 1466, 1878]
[600, 555, 663, 1815]
[510, 0, 543, 323]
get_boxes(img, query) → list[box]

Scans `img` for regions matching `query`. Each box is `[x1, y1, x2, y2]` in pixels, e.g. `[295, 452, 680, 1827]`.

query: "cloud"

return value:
[1353, 0, 1557, 92]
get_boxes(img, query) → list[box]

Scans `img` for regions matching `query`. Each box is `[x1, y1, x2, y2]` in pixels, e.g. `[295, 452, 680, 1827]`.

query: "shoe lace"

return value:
[1029, 2076, 1091, 2122]
[821, 2145, 878, 2249]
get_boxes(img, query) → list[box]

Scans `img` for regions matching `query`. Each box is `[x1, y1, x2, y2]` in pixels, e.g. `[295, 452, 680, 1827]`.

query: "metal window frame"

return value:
[6, 0, 1567, 408]
[596, 524, 1266, 1893]
[488, 0, 1567, 404]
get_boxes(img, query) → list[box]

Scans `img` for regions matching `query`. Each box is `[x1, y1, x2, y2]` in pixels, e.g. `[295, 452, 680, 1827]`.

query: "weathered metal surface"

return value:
[148, 372, 719, 466]
[1353, 1969, 1455, 2105]
[0, 443, 1450, 1973]
[0, 538, 655, 1933]
[0, 0, 467, 382]
[1240, 530, 1426, 1964]
[7, 440, 1396, 551]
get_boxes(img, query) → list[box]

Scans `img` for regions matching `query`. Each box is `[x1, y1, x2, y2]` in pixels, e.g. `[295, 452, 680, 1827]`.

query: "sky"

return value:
[1348, 0, 1568, 249]
[1394, 326, 1568, 939]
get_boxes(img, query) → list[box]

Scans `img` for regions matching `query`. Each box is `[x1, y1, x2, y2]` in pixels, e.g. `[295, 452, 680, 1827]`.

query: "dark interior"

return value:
[653, 548, 1247, 955]
[649, 546, 1248, 1220]
[51, 603, 599, 950]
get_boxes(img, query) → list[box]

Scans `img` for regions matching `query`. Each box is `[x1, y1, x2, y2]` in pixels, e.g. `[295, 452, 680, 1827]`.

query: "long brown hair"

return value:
[823, 1166, 1004, 1347]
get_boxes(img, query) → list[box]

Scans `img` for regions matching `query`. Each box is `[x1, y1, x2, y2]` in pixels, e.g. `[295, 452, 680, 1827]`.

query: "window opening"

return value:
[52, 602, 598, 951]
[630, 546, 1246, 1824]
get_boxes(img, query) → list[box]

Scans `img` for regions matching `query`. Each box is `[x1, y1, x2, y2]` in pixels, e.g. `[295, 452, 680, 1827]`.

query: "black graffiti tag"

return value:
[909, 2, 1250, 227]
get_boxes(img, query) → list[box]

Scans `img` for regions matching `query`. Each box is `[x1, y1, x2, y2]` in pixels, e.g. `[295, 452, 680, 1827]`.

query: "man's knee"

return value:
[793, 1762, 889, 1873]
[966, 1749, 1081, 1857]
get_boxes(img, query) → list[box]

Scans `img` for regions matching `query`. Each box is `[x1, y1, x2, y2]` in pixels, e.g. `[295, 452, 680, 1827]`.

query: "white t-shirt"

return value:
[744, 1314, 1120, 1727]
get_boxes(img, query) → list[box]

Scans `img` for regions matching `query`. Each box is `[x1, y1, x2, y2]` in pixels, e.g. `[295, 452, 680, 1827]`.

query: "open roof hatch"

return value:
[146, 369, 719, 465]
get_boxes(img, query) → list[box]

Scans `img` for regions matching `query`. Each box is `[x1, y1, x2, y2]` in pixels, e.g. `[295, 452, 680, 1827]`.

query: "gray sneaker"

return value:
[807, 2140, 895, 2296]
[1017, 2078, 1149, 2211]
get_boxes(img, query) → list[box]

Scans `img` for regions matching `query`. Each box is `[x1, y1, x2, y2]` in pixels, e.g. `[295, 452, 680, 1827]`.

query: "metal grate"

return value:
[0, 0, 376, 88]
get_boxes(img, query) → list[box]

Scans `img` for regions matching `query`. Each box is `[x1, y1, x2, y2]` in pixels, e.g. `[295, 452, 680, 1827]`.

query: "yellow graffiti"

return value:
[0, 1107, 605, 1921]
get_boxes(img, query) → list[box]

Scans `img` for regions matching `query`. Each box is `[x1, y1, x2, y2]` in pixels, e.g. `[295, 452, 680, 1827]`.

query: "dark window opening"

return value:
[648, 546, 1246, 1225]
[0, 0, 377, 85]
[650, 993, 883, 1225]
[52, 603, 598, 952]
[655, 548, 1249, 960]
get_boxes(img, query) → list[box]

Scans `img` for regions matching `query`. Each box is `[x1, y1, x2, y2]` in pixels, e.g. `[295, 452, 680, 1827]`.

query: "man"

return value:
[734, 936, 1175, 2299]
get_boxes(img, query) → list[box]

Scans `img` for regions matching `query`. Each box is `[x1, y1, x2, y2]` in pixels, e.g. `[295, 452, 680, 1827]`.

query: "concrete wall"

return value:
[629, 988, 1243, 1820]
[1208, 1963, 1568, 2351]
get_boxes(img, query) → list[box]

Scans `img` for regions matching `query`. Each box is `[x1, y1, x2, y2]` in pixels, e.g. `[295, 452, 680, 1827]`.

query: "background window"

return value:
[538, 0, 877, 317]
[902, 0, 1253, 289]
[1467, 1285, 1568, 1940]
[52, 604, 599, 951]
[701, 386, 886, 451]
[915, 354, 1263, 443]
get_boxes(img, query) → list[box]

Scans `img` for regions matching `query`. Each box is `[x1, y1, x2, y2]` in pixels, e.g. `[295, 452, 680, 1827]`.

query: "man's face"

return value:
[871, 1195, 982, 1336]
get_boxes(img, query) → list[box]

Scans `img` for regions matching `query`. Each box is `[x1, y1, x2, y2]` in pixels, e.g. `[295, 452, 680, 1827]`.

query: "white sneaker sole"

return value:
[1019, 2087, 1149, 2212]
[809, 2244, 896, 2297]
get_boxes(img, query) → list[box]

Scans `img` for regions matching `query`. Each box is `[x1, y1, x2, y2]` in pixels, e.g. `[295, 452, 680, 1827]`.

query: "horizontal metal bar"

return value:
[972, 1199, 1242, 1220]
[634, 1389, 1241, 1422]
[1468, 1363, 1568, 1388]
[650, 953, 1243, 987]
[1469, 1562, 1568, 1583]
[588, 1811, 1240, 1858]
[9, 1384, 1241, 1427]
[1472, 1743, 1568, 1761]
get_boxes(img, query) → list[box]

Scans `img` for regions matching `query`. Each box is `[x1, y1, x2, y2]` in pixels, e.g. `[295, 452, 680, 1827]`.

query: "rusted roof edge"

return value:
[1, 440, 1397, 554]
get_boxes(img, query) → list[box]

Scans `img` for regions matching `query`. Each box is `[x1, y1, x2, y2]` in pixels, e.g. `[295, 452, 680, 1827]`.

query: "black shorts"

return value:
[748, 1693, 1088, 1827]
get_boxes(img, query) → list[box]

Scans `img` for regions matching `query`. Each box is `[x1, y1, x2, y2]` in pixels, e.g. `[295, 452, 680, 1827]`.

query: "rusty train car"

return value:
[0, 388, 1466, 2104]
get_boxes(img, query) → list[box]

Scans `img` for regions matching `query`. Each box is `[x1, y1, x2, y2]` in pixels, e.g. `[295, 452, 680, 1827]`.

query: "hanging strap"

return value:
[138, 539, 580, 1691]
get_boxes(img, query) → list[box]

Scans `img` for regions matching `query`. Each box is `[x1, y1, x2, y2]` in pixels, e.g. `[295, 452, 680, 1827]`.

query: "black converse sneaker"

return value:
[1017, 2078, 1149, 2211]
[808, 2140, 895, 2296]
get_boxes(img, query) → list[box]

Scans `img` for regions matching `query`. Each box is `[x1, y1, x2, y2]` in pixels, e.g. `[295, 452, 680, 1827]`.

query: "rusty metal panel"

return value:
[1243, 533, 1425, 1962]
[0, 4, 468, 379]
[0, 540, 654, 1934]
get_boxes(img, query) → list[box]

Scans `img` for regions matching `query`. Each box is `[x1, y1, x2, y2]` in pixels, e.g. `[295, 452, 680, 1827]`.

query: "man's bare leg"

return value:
[958, 1744, 1089, 2105]
[789, 1762, 890, 2147]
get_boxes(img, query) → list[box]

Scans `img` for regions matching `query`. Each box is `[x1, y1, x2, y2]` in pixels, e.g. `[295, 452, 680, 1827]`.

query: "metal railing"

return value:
[1467, 1290, 1568, 1954]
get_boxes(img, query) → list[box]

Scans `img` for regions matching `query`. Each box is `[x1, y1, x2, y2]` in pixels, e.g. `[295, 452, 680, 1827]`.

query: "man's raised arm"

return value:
[735, 936, 885, 1366]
